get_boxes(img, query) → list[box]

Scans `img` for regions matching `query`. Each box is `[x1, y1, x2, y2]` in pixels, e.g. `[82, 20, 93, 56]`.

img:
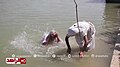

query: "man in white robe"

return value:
[65, 21, 96, 57]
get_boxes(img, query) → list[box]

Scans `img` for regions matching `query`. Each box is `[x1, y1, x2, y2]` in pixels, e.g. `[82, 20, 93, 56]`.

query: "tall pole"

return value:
[74, 0, 79, 23]
[73, 0, 80, 34]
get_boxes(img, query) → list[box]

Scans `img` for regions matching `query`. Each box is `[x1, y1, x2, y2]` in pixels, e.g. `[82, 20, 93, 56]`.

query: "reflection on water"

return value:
[0, 0, 120, 67]
[101, 4, 120, 45]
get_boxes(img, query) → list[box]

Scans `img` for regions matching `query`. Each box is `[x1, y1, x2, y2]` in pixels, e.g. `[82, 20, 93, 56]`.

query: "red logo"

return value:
[6, 58, 26, 64]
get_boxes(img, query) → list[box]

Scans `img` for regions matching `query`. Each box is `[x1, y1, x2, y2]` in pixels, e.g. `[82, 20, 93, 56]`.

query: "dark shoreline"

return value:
[106, 0, 120, 3]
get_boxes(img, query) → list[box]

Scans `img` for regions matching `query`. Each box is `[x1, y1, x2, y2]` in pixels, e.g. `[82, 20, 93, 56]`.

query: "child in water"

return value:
[41, 30, 61, 45]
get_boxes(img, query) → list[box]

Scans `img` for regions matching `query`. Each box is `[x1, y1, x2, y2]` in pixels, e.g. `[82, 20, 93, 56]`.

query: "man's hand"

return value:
[79, 51, 84, 58]
[83, 43, 90, 52]
[83, 35, 92, 51]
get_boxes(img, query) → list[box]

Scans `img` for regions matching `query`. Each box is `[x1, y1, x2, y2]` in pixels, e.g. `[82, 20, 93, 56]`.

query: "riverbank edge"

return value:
[110, 27, 120, 67]
[106, 0, 120, 3]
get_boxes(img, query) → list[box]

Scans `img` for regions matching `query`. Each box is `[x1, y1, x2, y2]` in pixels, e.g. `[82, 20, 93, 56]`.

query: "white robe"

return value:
[67, 21, 96, 50]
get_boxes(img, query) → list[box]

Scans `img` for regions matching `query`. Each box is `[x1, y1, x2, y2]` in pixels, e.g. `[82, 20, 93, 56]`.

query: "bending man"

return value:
[65, 21, 96, 57]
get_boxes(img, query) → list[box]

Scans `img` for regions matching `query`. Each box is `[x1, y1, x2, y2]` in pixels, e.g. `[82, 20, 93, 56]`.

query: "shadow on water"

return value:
[115, 5, 120, 8]
[100, 3, 120, 45]
[100, 30, 118, 45]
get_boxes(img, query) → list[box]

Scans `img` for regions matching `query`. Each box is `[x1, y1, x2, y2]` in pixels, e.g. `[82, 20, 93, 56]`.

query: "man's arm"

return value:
[55, 33, 60, 42]
[83, 35, 92, 50]
[65, 35, 71, 54]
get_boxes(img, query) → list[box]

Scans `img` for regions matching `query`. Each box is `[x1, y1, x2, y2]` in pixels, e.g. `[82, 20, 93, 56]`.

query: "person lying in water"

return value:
[41, 30, 61, 45]
[65, 21, 96, 58]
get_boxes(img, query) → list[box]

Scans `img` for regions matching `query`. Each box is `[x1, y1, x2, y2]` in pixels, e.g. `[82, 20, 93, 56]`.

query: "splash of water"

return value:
[10, 31, 36, 54]
[10, 25, 73, 62]
[10, 25, 65, 54]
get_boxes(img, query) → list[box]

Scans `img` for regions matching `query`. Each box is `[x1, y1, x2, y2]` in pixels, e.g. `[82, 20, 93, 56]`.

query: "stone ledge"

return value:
[110, 28, 120, 67]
